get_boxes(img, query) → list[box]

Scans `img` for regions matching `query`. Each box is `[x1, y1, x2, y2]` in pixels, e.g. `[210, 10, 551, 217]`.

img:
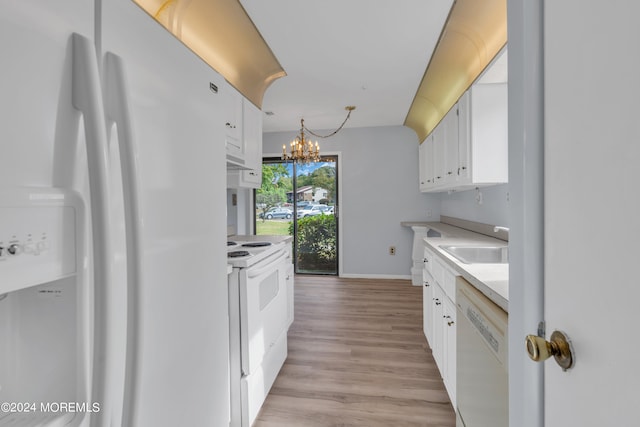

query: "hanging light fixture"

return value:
[282, 106, 355, 163]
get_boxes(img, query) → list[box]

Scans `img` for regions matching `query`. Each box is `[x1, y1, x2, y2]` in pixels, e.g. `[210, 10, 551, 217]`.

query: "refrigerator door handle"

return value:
[104, 51, 142, 427]
[71, 33, 114, 427]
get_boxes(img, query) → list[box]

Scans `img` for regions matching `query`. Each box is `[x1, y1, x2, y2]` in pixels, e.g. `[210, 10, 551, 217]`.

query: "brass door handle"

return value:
[525, 330, 574, 371]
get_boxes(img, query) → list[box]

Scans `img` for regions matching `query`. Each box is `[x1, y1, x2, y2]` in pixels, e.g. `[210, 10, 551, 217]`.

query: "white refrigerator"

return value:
[0, 1, 230, 426]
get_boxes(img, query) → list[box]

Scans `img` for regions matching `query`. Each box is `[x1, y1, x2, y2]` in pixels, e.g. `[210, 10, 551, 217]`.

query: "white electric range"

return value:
[226, 239, 286, 268]
[226, 238, 293, 427]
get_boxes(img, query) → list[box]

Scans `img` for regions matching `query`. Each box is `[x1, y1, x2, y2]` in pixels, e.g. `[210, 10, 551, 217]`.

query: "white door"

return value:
[543, 2, 640, 425]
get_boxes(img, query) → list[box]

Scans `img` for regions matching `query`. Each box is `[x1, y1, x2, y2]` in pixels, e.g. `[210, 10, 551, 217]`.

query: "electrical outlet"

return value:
[389, 246, 396, 256]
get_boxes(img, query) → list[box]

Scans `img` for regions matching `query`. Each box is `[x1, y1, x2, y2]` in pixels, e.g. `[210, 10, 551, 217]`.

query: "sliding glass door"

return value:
[255, 156, 338, 275]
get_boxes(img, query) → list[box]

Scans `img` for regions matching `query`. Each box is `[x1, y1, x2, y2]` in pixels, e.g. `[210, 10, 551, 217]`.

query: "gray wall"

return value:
[440, 183, 509, 227]
[263, 125, 440, 278]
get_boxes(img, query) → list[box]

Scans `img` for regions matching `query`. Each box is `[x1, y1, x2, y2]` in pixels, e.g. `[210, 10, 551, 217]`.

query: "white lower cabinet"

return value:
[422, 245, 457, 406]
[431, 284, 445, 371]
[422, 268, 434, 344]
[285, 262, 294, 328]
[443, 296, 457, 407]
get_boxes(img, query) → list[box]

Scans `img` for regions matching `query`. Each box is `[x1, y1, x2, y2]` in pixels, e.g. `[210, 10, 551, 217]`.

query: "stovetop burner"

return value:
[228, 250, 250, 258]
[227, 241, 238, 246]
[241, 242, 271, 248]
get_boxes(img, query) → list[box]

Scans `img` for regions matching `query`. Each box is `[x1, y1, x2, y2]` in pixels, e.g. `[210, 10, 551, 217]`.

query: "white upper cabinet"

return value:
[419, 82, 508, 193]
[456, 83, 508, 189]
[223, 83, 245, 166]
[443, 107, 459, 186]
[432, 123, 446, 187]
[418, 133, 434, 191]
[225, 83, 264, 189]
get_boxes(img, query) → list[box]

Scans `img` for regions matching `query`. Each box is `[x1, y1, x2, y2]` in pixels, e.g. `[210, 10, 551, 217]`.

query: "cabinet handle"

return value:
[423, 258, 428, 263]
[445, 315, 454, 326]
[461, 166, 467, 170]
[433, 298, 441, 305]
[447, 171, 452, 175]
[225, 122, 236, 129]
[423, 281, 430, 287]
[427, 179, 431, 183]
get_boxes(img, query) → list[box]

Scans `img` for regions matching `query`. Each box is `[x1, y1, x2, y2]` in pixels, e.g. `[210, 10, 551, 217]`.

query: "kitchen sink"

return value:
[439, 245, 508, 264]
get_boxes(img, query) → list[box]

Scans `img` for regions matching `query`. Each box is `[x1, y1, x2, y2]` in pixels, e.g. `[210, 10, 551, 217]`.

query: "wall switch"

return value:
[389, 246, 396, 255]
[426, 209, 432, 218]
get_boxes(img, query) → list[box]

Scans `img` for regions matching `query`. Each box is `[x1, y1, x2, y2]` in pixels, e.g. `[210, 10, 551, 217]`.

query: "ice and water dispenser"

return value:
[0, 188, 90, 426]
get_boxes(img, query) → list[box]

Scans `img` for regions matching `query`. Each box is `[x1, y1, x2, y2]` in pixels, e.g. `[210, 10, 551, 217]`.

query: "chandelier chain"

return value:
[302, 107, 354, 139]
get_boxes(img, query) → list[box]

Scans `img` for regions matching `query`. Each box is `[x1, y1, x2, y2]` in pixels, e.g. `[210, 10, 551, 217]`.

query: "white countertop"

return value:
[415, 222, 509, 312]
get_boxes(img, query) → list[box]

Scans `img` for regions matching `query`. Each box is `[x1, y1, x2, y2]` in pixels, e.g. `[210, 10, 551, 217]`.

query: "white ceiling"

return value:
[239, 0, 455, 134]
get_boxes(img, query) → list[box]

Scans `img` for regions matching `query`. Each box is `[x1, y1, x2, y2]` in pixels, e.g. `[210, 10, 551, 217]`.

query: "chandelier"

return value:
[282, 106, 355, 163]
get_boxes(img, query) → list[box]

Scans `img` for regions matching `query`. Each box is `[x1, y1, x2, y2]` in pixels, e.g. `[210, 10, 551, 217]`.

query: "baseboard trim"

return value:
[339, 273, 412, 280]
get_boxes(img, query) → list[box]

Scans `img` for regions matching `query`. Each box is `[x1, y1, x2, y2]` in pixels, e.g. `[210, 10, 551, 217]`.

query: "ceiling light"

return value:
[282, 106, 355, 163]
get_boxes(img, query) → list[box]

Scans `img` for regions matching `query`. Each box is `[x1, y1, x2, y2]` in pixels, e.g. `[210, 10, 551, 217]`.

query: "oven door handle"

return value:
[247, 250, 288, 278]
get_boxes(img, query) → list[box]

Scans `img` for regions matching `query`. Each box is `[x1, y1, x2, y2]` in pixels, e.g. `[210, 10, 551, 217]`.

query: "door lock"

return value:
[525, 330, 574, 371]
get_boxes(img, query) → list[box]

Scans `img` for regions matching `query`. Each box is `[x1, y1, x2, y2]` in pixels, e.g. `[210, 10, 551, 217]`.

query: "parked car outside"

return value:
[259, 207, 293, 219]
[296, 201, 312, 209]
[297, 204, 332, 218]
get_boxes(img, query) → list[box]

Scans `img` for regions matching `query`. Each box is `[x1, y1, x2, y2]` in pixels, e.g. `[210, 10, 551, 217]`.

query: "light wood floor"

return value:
[254, 275, 456, 427]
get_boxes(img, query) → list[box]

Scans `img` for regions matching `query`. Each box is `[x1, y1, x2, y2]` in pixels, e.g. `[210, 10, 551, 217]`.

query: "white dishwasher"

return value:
[456, 277, 508, 427]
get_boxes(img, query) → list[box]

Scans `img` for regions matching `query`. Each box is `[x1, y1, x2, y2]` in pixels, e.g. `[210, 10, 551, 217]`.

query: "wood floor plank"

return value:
[253, 275, 456, 427]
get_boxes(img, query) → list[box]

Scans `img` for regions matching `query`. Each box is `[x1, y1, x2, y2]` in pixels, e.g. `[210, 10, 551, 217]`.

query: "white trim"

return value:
[340, 273, 412, 280]
[507, 1, 544, 426]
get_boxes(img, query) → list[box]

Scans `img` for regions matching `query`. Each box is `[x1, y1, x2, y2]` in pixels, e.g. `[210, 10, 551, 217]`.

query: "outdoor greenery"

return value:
[290, 214, 336, 271]
[257, 160, 337, 273]
[297, 165, 336, 203]
[256, 164, 290, 221]
[256, 219, 291, 236]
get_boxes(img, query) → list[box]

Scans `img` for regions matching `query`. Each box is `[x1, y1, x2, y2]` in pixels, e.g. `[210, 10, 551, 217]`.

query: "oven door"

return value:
[239, 250, 289, 376]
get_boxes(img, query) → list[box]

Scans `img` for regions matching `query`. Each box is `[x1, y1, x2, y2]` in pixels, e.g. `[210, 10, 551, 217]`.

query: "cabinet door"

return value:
[419, 134, 434, 191]
[457, 91, 471, 184]
[422, 269, 435, 345]
[443, 106, 459, 185]
[432, 285, 445, 371]
[242, 100, 263, 173]
[469, 83, 508, 184]
[419, 140, 427, 190]
[238, 100, 263, 188]
[285, 263, 294, 328]
[444, 296, 457, 406]
[432, 124, 445, 187]
[223, 83, 244, 163]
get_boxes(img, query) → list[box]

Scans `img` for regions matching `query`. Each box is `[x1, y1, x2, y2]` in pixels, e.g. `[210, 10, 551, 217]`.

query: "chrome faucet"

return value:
[493, 226, 509, 233]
